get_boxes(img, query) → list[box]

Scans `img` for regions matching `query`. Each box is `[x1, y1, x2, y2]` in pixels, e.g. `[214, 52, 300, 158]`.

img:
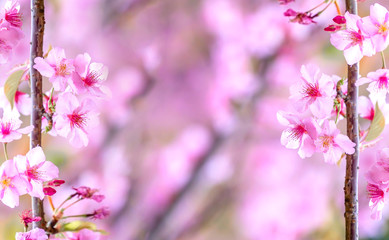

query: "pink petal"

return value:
[26, 146, 46, 166]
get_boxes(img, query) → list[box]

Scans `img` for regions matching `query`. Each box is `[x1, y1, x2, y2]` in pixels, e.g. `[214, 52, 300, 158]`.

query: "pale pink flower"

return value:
[33, 47, 75, 91]
[314, 120, 356, 164]
[15, 228, 48, 240]
[277, 111, 318, 158]
[365, 148, 389, 220]
[70, 53, 109, 98]
[330, 12, 375, 65]
[361, 4, 389, 52]
[0, 22, 23, 64]
[357, 69, 389, 103]
[53, 93, 99, 147]
[0, 110, 33, 143]
[0, 160, 28, 208]
[289, 64, 336, 119]
[90, 206, 110, 220]
[14, 91, 31, 115]
[366, 183, 386, 220]
[14, 147, 59, 199]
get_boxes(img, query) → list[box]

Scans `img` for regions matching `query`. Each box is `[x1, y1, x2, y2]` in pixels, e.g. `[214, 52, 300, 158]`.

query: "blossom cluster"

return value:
[33, 47, 108, 147]
[330, 4, 389, 65]
[278, 64, 355, 164]
[0, 146, 58, 208]
[279, 1, 389, 223]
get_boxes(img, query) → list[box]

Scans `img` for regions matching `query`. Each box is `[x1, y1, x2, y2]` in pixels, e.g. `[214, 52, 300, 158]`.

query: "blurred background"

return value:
[2, 0, 389, 239]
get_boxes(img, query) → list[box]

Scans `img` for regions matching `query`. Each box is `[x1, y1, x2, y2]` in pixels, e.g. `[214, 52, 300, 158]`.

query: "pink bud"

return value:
[284, 8, 297, 17]
[43, 187, 56, 196]
[47, 179, 65, 187]
[333, 15, 346, 24]
[324, 25, 342, 32]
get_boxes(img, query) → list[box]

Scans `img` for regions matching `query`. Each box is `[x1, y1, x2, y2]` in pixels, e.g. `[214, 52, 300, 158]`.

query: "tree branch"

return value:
[344, 1, 359, 240]
[30, 0, 45, 230]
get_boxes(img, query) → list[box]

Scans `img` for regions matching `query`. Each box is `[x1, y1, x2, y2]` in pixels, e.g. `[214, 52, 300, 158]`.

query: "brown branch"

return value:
[344, 2, 359, 240]
[30, 0, 45, 230]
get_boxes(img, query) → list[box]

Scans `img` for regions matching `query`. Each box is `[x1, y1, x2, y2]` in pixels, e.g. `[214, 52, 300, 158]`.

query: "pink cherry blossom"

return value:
[33, 47, 75, 91]
[0, 110, 33, 143]
[356, 69, 389, 102]
[70, 53, 109, 98]
[284, 9, 317, 25]
[330, 12, 375, 65]
[314, 120, 356, 164]
[53, 93, 99, 147]
[20, 209, 41, 228]
[289, 64, 336, 119]
[361, 4, 389, 52]
[365, 148, 389, 220]
[0, 160, 28, 208]
[0, 21, 23, 64]
[366, 183, 386, 220]
[277, 111, 318, 158]
[15, 228, 48, 240]
[14, 147, 59, 199]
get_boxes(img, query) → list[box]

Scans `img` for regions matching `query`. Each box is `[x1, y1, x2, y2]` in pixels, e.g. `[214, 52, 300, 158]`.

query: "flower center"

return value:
[26, 166, 40, 181]
[83, 71, 100, 87]
[56, 62, 70, 77]
[302, 82, 321, 98]
[67, 112, 86, 129]
[367, 183, 384, 200]
[5, 11, 22, 28]
[1, 177, 11, 188]
[379, 23, 389, 35]
[349, 31, 364, 45]
[287, 125, 306, 141]
[378, 74, 388, 89]
[1, 122, 12, 136]
[319, 135, 334, 150]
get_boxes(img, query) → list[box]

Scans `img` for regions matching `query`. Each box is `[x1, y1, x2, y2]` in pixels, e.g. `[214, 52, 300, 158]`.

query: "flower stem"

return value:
[334, 0, 342, 15]
[381, 51, 386, 69]
[3, 143, 8, 161]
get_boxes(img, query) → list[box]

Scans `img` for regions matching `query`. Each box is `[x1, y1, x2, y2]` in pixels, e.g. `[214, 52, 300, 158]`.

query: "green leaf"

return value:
[365, 102, 386, 142]
[60, 221, 97, 232]
[4, 70, 24, 108]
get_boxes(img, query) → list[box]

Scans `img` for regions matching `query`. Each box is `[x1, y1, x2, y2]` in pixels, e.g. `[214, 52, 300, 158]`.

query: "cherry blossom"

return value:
[14, 146, 59, 199]
[361, 4, 389, 52]
[365, 148, 389, 220]
[277, 111, 318, 158]
[314, 120, 356, 164]
[0, 110, 32, 143]
[53, 93, 99, 147]
[70, 53, 109, 98]
[15, 228, 48, 240]
[33, 47, 75, 91]
[330, 12, 375, 65]
[284, 9, 316, 25]
[289, 64, 336, 119]
[356, 69, 389, 102]
[0, 160, 28, 208]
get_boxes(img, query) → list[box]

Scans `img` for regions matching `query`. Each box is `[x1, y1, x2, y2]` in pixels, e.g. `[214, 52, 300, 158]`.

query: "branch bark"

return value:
[30, 0, 45, 230]
[344, 1, 359, 240]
